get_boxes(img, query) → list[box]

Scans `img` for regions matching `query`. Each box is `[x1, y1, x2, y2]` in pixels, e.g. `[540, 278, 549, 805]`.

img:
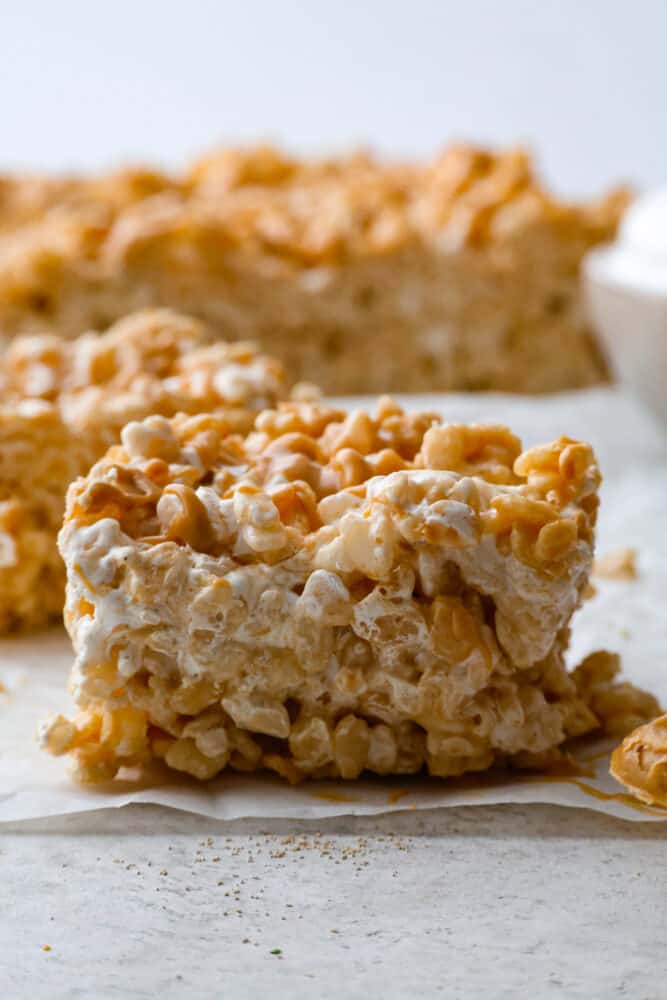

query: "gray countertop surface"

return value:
[2, 803, 665, 999]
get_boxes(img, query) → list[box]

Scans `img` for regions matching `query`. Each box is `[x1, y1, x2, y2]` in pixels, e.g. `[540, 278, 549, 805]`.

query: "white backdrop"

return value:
[2, 0, 665, 194]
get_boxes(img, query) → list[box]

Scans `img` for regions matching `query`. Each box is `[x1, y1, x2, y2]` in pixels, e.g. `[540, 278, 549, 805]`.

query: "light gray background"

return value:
[2, 0, 666, 193]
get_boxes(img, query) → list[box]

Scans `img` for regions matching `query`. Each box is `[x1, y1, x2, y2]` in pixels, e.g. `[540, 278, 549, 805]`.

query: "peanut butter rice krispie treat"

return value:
[41, 398, 655, 784]
[611, 715, 667, 807]
[0, 308, 287, 631]
[0, 144, 627, 393]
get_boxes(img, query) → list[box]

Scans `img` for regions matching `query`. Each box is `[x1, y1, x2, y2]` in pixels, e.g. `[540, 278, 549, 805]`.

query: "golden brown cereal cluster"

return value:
[41, 398, 653, 784]
[611, 714, 667, 807]
[0, 144, 627, 393]
[0, 309, 288, 631]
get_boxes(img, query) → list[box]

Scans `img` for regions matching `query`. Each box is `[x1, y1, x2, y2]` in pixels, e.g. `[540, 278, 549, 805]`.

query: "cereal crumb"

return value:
[593, 548, 638, 581]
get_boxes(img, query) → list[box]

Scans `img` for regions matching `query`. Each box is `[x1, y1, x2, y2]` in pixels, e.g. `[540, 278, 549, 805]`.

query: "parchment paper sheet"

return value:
[1, 389, 666, 823]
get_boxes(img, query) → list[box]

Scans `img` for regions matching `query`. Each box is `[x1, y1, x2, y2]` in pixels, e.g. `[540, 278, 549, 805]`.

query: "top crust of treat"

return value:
[63, 396, 600, 580]
[0, 144, 629, 279]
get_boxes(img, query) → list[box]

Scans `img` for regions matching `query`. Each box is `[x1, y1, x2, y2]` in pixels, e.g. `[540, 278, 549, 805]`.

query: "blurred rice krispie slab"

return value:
[0, 309, 287, 631]
[0, 145, 627, 393]
[41, 398, 656, 784]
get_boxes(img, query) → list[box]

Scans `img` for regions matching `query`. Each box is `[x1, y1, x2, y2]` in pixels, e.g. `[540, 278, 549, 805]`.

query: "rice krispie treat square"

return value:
[42, 398, 656, 783]
[0, 308, 288, 631]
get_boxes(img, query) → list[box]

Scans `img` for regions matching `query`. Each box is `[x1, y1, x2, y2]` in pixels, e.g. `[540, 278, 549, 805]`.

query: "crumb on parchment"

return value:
[593, 548, 638, 581]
